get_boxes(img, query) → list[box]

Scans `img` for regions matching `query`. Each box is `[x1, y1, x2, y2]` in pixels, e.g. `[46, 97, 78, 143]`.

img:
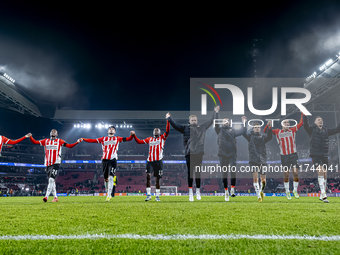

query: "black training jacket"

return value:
[243, 128, 272, 164]
[303, 115, 340, 157]
[215, 115, 246, 158]
[167, 112, 217, 156]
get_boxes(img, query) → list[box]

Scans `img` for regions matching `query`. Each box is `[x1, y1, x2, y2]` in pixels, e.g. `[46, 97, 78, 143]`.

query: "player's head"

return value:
[153, 128, 161, 137]
[314, 116, 323, 127]
[50, 129, 58, 138]
[189, 115, 197, 125]
[252, 122, 262, 133]
[108, 126, 116, 136]
[281, 119, 290, 131]
[223, 117, 230, 126]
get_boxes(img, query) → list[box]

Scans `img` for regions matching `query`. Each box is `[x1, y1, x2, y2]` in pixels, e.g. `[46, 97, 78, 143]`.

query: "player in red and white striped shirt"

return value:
[30, 129, 82, 202]
[133, 120, 170, 202]
[82, 126, 133, 201]
[0, 133, 31, 155]
[264, 113, 303, 200]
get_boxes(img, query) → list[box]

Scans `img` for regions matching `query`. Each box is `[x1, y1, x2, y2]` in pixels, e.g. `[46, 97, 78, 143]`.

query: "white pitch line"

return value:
[1, 234, 340, 241]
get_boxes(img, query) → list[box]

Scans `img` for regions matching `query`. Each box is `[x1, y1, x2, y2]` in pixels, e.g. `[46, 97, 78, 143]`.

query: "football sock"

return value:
[108, 176, 113, 196]
[293, 181, 299, 192]
[105, 181, 108, 194]
[156, 189, 160, 197]
[253, 183, 260, 195]
[146, 187, 151, 195]
[52, 181, 57, 198]
[284, 182, 290, 193]
[46, 178, 54, 199]
[318, 176, 325, 194]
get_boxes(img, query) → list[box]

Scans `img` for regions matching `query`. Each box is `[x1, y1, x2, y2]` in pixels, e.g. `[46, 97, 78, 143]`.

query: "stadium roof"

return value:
[280, 57, 340, 118]
[0, 76, 41, 117]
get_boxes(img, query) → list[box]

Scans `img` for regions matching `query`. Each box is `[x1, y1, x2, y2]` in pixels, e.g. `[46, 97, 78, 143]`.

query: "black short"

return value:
[102, 159, 117, 179]
[312, 156, 329, 169]
[146, 160, 163, 178]
[219, 156, 237, 168]
[46, 164, 60, 179]
[281, 153, 300, 168]
[249, 162, 267, 175]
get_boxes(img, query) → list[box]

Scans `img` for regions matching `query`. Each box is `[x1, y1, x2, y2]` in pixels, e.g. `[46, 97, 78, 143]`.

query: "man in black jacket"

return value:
[303, 115, 340, 203]
[166, 106, 220, 201]
[243, 121, 272, 202]
[215, 115, 247, 201]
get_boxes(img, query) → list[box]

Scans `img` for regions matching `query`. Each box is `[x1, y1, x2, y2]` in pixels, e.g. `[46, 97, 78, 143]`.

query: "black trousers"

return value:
[185, 153, 204, 189]
[219, 156, 237, 189]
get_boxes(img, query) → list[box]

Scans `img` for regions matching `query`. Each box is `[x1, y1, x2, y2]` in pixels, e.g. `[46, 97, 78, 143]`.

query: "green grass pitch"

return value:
[1, 196, 340, 254]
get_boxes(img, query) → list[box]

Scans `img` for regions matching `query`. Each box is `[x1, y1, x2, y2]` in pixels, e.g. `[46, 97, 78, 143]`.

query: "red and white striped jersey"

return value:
[0, 135, 26, 155]
[141, 135, 167, 162]
[39, 138, 65, 166]
[264, 114, 303, 156]
[134, 121, 170, 162]
[97, 136, 124, 160]
[273, 129, 299, 155]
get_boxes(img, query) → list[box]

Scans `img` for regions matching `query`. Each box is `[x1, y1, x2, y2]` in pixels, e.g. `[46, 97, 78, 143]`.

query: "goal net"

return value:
[151, 186, 177, 195]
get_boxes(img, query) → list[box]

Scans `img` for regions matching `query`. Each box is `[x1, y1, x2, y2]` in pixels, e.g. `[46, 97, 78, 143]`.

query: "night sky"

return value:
[1, 1, 340, 114]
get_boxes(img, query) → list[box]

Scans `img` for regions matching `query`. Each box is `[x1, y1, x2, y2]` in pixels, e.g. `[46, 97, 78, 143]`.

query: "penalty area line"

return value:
[1, 234, 340, 241]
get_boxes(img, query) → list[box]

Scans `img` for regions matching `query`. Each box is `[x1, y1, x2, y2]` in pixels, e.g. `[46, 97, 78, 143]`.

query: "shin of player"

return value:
[283, 166, 299, 200]
[30, 129, 82, 202]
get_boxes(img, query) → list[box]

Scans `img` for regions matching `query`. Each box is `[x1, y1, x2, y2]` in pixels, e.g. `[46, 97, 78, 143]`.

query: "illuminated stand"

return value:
[0, 73, 41, 117]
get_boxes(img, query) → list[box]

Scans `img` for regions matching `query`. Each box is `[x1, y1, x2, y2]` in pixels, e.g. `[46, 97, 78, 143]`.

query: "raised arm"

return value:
[242, 132, 250, 142]
[234, 116, 247, 137]
[214, 112, 221, 135]
[163, 120, 170, 139]
[328, 122, 340, 136]
[64, 141, 80, 148]
[263, 125, 279, 136]
[134, 134, 150, 144]
[295, 113, 304, 131]
[303, 115, 312, 135]
[29, 136, 43, 145]
[5, 134, 28, 145]
[83, 138, 101, 143]
[265, 126, 272, 143]
[264, 121, 272, 143]
[122, 135, 133, 142]
[201, 106, 220, 130]
[64, 138, 82, 148]
[166, 112, 185, 134]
